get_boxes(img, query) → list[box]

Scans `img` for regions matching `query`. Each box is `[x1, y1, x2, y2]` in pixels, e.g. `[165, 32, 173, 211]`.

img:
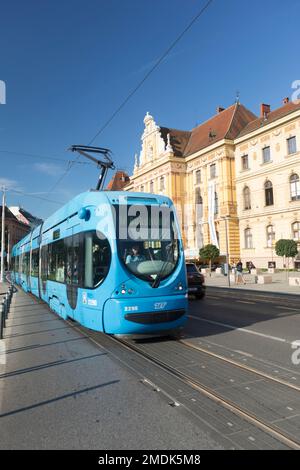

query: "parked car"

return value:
[186, 263, 206, 299]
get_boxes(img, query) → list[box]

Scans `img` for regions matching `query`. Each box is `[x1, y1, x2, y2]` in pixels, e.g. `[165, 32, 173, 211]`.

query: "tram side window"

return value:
[48, 239, 65, 283]
[73, 234, 81, 286]
[83, 231, 111, 288]
[31, 249, 39, 277]
[21, 252, 29, 275]
[65, 234, 83, 286]
[41, 245, 48, 281]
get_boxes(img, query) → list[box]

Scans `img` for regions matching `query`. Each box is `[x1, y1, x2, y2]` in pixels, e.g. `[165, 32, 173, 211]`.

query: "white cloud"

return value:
[0, 177, 18, 190]
[33, 162, 63, 176]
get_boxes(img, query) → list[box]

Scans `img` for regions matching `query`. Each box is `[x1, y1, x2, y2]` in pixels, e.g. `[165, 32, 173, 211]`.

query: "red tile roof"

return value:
[238, 101, 300, 138]
[159, 103, 257, 158]
[184, 103, 257, 156]
[106, 171, 130, 190]
[159, 127, 191, 157]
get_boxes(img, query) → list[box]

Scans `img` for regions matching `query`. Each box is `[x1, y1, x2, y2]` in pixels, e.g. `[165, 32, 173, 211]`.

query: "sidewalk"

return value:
[0, 287, 222, 450]
[203, 271, 300, 295]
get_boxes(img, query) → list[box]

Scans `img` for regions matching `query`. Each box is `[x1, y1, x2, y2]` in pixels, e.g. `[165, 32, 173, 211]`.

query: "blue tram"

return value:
[11, 191, 188, 334]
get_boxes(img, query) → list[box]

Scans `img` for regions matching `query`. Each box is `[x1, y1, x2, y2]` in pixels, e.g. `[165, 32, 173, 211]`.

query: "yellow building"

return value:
[126, 104, 256, 261]
[235, 99, 300, 268]
[125, 99, 300, 266]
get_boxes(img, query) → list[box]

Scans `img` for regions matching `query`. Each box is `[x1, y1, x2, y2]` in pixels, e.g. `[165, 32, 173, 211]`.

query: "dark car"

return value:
[186, 263, 206, 299]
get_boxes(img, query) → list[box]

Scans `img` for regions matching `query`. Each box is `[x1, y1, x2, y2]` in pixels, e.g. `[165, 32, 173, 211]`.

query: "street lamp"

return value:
[0, 187, 6, 283]
[221, 215, 230, 287]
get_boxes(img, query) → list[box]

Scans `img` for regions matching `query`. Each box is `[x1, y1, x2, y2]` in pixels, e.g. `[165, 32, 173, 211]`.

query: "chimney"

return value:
[283, 97, 289, 105]
[216, 106, 225, 113]
[260, 103, 271, 118]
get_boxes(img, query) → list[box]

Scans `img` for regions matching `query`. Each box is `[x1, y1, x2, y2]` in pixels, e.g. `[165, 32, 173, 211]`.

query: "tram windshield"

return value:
[114, 204, 180, 283]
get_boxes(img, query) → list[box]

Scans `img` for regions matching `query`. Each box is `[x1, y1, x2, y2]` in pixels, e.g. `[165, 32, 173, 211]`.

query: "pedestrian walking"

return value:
[236, 259, 246, 285]
[231, 259, 236, 283]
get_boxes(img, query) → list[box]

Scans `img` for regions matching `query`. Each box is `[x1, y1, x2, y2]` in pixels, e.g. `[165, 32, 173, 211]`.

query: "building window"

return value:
[265, 180, 274, 206]
[195, 170, 201, 185]
[210, 163, 216, 179]
[214, 192, 218, 215]
[290, 173, 300, 201]
[244, 228, 253, 249]
[195, 188, 203, 219]
[292, 221, 300, 240]
[262, 146, 271, 163]
[241, 154, 249, 170]
[287, 136, 297, 155]
[140, 185, 144, 192]
[243, 186, 251, 210]
[159, 176, 165, 191]
[266, 225, 275, 248]
[150, 180, 154, 193]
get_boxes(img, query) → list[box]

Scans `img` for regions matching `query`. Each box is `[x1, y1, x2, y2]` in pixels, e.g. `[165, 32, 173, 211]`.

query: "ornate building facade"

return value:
[235, 99, 300, 268]
[124, 99, 300, 267]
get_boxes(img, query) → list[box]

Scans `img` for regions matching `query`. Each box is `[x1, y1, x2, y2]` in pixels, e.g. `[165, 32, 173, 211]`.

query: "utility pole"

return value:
[0, 187, 6, 283]
[221, 215, 231, 287]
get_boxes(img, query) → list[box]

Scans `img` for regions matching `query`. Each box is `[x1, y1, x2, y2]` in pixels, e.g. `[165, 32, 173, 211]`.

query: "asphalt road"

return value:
[1, 287, 300, 450]
[185, 288, 300, 382]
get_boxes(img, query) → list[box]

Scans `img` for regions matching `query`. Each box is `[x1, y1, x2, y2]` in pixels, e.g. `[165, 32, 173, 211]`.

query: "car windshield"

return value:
[114, 204, 180, 282]
[186, 264, 199, 274]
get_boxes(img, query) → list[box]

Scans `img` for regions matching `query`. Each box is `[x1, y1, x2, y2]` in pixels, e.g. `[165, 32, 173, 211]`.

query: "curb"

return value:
[205, 284, 300, 298]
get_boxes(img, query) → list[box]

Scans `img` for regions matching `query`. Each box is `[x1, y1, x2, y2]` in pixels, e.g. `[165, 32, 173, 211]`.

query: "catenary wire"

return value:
[46, 0, 214, 195]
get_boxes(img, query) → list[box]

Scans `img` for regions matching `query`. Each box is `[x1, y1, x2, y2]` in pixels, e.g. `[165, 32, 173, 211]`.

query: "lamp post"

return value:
[0, 187, 6, 283]
[221, 215, 230, 287]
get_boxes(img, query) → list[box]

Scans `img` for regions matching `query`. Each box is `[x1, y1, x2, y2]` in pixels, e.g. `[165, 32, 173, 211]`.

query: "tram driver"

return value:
[125, 245, 145, 264]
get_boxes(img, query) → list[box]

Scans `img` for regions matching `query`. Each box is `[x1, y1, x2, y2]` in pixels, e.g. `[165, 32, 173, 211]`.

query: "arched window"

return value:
[266, 225, 275, 247]
[290, 174, 300, 201]
[265, 180, 274, 206]
[244, 228, 253, 249]
[292, 221, 300, 240]
[214, 192, 218, 215]
[243, 186, 251, 210]
[150, 181, 154, 193]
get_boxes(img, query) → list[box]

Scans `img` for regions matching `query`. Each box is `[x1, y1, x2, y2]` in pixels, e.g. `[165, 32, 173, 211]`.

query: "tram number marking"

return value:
[154, 302, 167, 310]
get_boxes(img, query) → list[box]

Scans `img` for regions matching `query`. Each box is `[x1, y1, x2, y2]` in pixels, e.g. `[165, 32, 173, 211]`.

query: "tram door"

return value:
[26, 251, 30, 291]
[66, 232, 80, 312]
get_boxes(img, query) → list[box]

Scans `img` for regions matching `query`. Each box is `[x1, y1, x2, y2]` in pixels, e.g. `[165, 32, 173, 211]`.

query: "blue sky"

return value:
[0, 0, 299, 219]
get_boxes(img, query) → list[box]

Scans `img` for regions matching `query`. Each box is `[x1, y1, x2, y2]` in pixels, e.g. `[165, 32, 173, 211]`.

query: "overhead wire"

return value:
[46, 0, 214, 195]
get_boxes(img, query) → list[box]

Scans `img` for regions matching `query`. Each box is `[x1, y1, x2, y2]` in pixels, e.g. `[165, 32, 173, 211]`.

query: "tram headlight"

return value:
[175, 282, 184, 291]
[116, 283, 136, 296]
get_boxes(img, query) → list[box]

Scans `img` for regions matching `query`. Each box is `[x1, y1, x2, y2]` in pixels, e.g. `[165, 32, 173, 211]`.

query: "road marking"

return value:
[275, 306, 299, 311]
[189, 315, 290, 344]
[236, 300, 256, 305]
[234, 350, 253, 357]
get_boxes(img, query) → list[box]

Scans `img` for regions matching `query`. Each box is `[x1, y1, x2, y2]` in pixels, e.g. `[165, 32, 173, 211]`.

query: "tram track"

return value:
[178, 338, 300, 392]
[104, 334, 300, 450]
[24, 290, 300, 450]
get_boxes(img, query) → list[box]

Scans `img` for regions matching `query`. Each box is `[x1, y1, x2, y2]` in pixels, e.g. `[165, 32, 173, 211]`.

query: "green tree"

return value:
[199, 244, 220, 275]
[275, 239, 298, 277]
